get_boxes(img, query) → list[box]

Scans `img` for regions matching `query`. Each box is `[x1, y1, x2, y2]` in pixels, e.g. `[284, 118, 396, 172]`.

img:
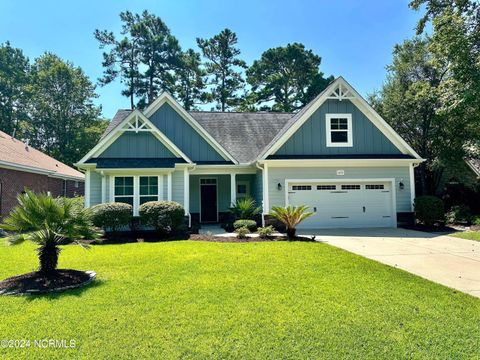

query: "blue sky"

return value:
[0, 0, 423, 118]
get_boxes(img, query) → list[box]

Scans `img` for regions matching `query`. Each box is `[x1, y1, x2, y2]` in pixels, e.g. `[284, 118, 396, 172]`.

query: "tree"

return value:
[197, 28, 247, 111]
[94, 11, 142, 110]
[369, 37, 476, 194]
[269, 205, 314, 239]
[27, 53, 102, 166]
[247, 43, 333, 112]
[173, 49, 207, 110]
[0, 42, 30, 136]
[1, 191, 98, 275]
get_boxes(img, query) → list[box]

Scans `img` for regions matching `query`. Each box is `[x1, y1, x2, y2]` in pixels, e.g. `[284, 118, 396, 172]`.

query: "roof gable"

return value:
[259, 77, 422, 160]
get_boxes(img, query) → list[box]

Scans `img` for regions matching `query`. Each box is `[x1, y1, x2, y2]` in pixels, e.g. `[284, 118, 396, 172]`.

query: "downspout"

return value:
[255, 161, 266, 227]
[185, 164, 196, 228]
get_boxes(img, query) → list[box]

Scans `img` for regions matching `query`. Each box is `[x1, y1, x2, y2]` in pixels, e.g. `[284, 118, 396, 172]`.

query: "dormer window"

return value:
[326, 114, 352, 147]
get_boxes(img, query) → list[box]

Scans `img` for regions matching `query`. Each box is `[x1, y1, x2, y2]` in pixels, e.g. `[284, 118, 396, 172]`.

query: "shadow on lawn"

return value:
[24, 279, 105, 301]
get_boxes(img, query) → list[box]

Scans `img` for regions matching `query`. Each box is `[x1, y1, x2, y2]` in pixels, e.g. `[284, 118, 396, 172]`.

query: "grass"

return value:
[450, 231, 480, 242]
[0, 240, 479, 359]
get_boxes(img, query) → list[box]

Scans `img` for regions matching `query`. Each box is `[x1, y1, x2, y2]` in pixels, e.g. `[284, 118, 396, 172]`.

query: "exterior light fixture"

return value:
[277, 183, 282, 191]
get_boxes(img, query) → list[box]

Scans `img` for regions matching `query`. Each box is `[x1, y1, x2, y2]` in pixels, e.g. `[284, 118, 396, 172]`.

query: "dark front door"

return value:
[200, 180, 217, 223]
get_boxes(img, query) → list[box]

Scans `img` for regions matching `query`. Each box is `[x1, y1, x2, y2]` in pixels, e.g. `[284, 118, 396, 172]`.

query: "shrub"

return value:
[473, 216, 480, 226]
[445, 205, 472, 224]
[257, 225, 274, 239]
[91, 202, 132, 233]
[269, 205, 314, 239]
[414, 196, 444, 226]
[233, 219, 257, 232]
[139, 201, 185, 235]
[230, 198, 261, 220]
[235, 226, 250, 239]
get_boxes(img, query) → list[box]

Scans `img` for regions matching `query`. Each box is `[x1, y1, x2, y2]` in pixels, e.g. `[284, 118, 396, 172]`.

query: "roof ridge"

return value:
[188, 110, 295, 114]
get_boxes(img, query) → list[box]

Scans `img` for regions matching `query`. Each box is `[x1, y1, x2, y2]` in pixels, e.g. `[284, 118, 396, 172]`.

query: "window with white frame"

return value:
[236, 181, 250, 199]
[326, 114, 352, 147]
[139, 176, 158, 205]
[114, 176, 134, 206]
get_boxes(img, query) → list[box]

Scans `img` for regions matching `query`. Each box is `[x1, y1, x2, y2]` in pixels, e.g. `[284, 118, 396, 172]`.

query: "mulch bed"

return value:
[0, 269, 96, 296]
[188, 234, 317, 243]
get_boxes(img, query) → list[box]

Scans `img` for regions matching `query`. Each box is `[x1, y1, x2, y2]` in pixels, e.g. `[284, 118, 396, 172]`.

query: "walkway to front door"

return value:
[300, 227, 480, 298]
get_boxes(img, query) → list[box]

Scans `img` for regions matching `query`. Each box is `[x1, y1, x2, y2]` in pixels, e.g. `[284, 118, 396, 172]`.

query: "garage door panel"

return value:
[288, 181, 394, 229]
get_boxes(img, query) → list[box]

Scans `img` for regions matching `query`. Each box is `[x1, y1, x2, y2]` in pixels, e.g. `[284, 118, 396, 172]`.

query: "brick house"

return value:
[0, 130, 84, 218]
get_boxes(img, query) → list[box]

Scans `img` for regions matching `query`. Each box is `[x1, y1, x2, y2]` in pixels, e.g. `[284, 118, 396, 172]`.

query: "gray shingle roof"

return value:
[101, 109, 294, 163]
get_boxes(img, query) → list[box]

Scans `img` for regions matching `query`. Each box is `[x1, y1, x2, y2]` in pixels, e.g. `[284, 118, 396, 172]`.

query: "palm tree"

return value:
[230, 197, 262, 220]
[269, 205, 314, 239]
[1, 190, 98, 275]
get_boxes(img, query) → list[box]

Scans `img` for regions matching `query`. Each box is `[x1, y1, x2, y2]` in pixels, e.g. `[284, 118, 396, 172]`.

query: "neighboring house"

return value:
[0, 130, 84, 217]
[76, 77, 423, 229]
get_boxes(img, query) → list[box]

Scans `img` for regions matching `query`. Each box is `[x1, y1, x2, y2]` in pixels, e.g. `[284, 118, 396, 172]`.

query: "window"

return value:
[139, 176, 158, 205]
[326, 114, 352, 147]
[236, 181, 250, 199]
[200, 178, 217, 185]
[317, 185, 336, 190]
[114, 176, 134, 206]
[292, 185, 312, 191]
[341, 184, 360, 190]
[366, 184, 385, 190]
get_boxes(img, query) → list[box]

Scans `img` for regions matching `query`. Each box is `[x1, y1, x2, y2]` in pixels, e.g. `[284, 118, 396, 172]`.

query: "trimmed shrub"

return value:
[235, 226, 250, 239]
[414, 196, 444, 226]
[257, 225, 274, 239]
[139, 201, 185, 235]
[233, 219, 257, 232]
[91, 202, 132, 233]
[445, 205, 472, 225]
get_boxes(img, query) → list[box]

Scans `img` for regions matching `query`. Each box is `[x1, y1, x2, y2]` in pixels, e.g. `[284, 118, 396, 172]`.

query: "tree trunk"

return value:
[37, 242, 61, 275]
[286, 227, 296, 240]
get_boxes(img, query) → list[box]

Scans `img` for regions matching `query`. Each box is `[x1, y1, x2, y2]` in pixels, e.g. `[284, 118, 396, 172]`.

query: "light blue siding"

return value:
[99, 132, 177, 158]
[89, 171, 102, 206]
[267, 166, 412, 212]
[149, 103, 225, 162]
[172, 170, 184, 205]
[274, 99, 401, 156]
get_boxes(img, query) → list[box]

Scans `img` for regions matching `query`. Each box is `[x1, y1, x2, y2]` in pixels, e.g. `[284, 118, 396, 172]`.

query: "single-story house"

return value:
[0, 130, 85, 217]
[76, 77, 423, 229]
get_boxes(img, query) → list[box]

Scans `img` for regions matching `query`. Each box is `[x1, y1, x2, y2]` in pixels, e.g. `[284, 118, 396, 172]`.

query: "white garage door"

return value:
[288, 181, 395, 229]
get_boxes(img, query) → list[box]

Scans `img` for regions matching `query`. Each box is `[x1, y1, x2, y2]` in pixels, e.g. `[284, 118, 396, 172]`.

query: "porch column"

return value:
[183, 167, 190, 214]
[84, 169, 91, 208]
[263, 164, 269, 213]
[101, 171, 106, 203]
[230, 173, 236, 206]
[167, 173, 172, 201]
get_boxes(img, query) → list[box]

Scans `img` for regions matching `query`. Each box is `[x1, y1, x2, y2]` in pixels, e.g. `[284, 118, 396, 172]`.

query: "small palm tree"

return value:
[230, 197, 261, 220]
[1, 191, 98, 275]
[269, 205, 314, 239]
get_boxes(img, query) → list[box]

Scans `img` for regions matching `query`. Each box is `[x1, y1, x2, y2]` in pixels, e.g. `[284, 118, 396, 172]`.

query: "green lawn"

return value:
[450, 231, 480, 242]
[0, 240, 479, 359]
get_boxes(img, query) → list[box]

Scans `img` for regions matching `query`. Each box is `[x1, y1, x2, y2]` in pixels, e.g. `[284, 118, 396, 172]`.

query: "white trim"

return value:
[184, 167, 190, 215]
[77, 110, 192, 165]
[99, 168, 174, 175]
[326, 114, 353, 147]
[261, 158, 424, 168]
[261, 77, 422, 160]
[409, 164, 416, 212]
[167, 173, 172, 201]
[264, 163, 270, 213]
[199, 177, 219, 223]
[158, 175, 164, 201]
[465, 160, 480, 177]
[84, 169, 91, 208]
[143, 92, 238, 164]
[284, 178, 397, 227]
[190, 165, 256, 175]
[0, 160, 84, 181]
[109, 176, 114, 202]
[133, 176, 140, 216]
[230, 173, 236, 206]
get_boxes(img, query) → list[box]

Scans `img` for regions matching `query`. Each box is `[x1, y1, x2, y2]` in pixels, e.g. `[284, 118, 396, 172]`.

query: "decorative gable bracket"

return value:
[327, 82, 356, 101]
[123, 114, 153, 133]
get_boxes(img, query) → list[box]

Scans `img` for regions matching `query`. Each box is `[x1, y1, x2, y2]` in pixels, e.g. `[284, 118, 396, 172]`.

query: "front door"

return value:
[200, 178, 217, 223]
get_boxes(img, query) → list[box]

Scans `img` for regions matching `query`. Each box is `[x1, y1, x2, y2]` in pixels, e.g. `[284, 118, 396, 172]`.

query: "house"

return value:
[76, 77, 423, 229]
[0, 130, 85, 217]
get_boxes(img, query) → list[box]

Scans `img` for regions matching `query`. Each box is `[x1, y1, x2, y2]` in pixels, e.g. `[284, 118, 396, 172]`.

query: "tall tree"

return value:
[133, 11, 182, 107]
[0, 42, 30, 136]
[197, 28, 247, 111]
[247, 43, 333, 112]
[173, 49, 207, 110]
[369, 37, 476, 194]
[27, 53, 102, 166]
[94, 12, 142, 110]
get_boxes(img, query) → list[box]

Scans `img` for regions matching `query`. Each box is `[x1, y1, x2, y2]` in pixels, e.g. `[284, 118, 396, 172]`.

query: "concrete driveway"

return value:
[299, 227, 480, 298]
